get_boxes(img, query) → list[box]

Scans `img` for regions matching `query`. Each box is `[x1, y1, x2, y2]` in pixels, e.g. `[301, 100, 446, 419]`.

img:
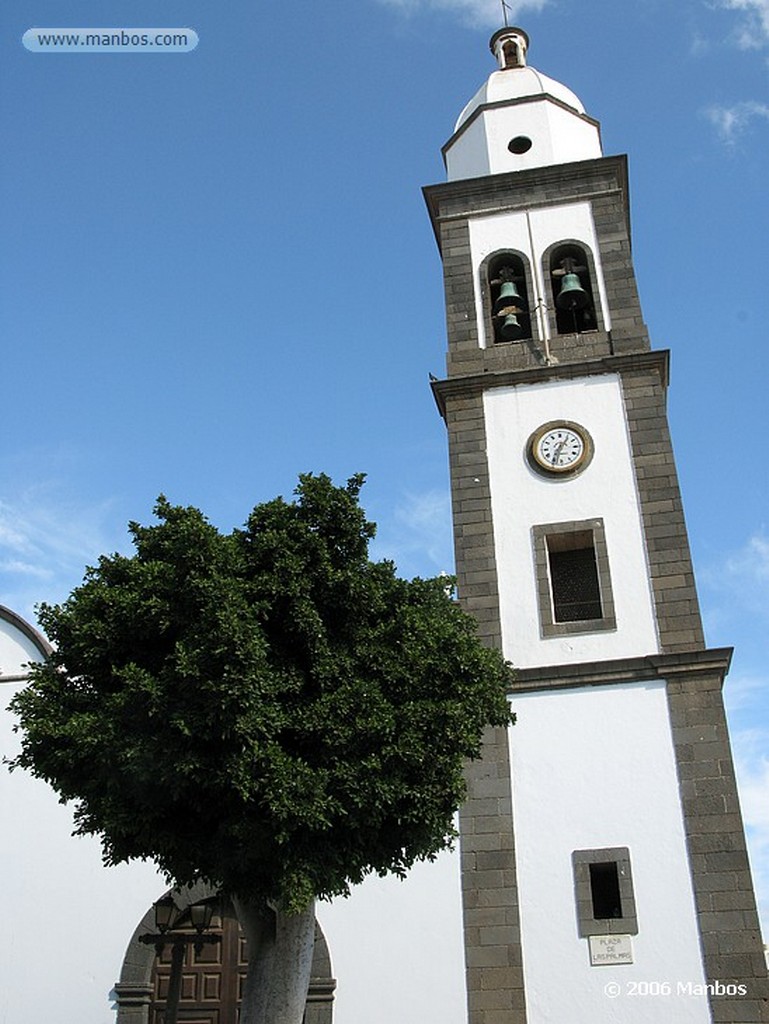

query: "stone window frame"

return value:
[479, 248, 539, 348]
[573, 847, 638, 937]
[532, 518, 616, 638]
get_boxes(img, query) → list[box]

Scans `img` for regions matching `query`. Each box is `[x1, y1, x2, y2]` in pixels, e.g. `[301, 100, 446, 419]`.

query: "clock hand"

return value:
[553, 439, 567, 464]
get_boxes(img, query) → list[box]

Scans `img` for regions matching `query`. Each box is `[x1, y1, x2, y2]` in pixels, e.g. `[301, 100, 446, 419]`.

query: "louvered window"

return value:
[547, 532, 602, 622]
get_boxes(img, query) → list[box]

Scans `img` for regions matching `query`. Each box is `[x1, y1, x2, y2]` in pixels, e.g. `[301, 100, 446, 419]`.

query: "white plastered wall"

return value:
[468, 202, 611, 350]
[0, 615, 44, 680]
[508, 681, 710, 1023]
[445, 101, 601, 181]
[0, 676, 165, 1024]
[483, 374, 659, 668]
[318, 846, 466, 1024]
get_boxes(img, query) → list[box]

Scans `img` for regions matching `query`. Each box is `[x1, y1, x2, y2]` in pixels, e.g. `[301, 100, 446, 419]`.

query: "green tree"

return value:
[9, 474, 513, 1024]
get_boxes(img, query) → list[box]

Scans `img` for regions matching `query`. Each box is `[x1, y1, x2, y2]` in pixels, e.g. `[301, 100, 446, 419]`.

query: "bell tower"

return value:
[425, 28, 768, 1024]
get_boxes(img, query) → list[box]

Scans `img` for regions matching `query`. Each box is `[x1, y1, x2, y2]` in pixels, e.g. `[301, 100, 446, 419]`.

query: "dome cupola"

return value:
[443, 28, 602, 181]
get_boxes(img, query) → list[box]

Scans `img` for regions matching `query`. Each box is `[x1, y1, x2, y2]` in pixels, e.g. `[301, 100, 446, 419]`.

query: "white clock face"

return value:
[528, 421, 593, 476]
[537, 428, 584, 468]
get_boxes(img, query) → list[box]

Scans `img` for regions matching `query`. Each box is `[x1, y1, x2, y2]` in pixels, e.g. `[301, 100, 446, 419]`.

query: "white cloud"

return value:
[0, 559, 54, 581]
[371, 488, 453, 578]
[738, 754, 769, 850]
[732, 731, 769, 935]
[700, 532, 769, 934]
[722, 530, 769, 612]
[0, 488, 127, 622]
[722, 669, 769, 937]
[377, 0, 549, 29]
[714, 0, 769, 47]
[701, 529, 769, 618]
[725, 673, 769, 712]
[726, 531, 769, 580]
[690, 32, 712, 56]
[707, 531, 769, 602]
[706, 100, 769, 142]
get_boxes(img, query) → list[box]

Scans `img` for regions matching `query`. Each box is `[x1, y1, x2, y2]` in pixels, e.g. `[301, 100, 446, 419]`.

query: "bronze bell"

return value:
[556, 272, 589, 311]
[498, 309, 524, 341]
[493, 280, 523, 314]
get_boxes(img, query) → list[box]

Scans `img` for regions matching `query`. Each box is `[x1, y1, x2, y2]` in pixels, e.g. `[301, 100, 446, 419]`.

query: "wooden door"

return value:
[146, 898, 333, 1024]
[150, 903, 246, 1024]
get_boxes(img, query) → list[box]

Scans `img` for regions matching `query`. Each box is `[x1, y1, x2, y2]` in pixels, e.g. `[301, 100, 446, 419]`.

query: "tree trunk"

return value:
[233, 895, 316, 1024]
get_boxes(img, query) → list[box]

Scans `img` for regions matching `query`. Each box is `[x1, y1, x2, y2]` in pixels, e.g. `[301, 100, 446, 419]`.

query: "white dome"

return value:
[444, 29, 602, 181]
[455, 67, 586, 134]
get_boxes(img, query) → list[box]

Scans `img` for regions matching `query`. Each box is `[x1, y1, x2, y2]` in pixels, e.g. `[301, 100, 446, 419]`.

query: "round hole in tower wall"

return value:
[508, 136, 532, 155]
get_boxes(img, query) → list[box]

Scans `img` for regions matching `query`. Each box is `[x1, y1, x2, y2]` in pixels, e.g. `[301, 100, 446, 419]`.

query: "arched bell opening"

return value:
[489, 27, 530, 70]
[114, 886, 335, 1024]
[501, 39, 523, 68]
[547, 242, 599, 336]
[484, 250, 534, 345]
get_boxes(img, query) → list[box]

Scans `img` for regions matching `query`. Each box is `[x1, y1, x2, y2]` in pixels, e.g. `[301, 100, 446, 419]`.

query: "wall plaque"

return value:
[588, 934, 633, 966]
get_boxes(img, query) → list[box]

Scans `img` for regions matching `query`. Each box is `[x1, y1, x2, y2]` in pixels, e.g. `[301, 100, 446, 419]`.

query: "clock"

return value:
[527, 420, 593, 476]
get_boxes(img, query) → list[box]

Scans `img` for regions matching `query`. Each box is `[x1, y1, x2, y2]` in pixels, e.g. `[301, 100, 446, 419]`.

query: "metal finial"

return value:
[500, 0, 511, 27]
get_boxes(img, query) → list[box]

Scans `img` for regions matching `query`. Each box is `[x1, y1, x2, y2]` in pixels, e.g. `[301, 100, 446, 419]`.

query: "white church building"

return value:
[2, 27, 767, 1024]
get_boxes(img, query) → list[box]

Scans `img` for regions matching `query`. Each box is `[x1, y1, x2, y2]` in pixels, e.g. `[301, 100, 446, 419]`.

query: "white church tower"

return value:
[425, 28, 769, 1024]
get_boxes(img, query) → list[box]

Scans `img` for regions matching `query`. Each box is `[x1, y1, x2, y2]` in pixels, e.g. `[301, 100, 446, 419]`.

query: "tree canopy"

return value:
[9, 474, 513, 911]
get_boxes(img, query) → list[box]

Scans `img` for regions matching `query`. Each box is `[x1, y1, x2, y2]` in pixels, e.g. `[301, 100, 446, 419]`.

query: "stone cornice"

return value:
[423, 154, 631, 249]
[430, 349, 670, 418]
[510, 647, 734, 694]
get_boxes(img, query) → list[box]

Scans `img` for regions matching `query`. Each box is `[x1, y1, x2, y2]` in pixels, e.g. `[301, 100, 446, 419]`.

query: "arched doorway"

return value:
[114, 886, 335, 1024]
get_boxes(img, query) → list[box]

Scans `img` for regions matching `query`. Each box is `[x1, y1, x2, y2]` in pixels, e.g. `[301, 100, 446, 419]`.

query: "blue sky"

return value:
[2, 0, 768, 935]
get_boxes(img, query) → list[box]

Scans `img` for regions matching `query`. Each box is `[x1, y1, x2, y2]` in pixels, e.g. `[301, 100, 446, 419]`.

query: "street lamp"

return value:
[139, 895, 220, 1024]
[153, 894, 178, 934]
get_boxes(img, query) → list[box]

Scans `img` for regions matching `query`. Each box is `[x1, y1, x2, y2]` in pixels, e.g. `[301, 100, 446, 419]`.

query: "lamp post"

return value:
[139, 895, 221, 1024]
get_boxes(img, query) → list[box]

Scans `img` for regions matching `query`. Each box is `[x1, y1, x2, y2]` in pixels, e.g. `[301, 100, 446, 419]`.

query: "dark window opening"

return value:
[533, 519, 615, 638]
[502, 40, 523, 68]
[550, 244, 598, 335]
[508, 135, 532, 154]
[488, 252, 532, 343]
[573, 847, 637, 937]
[547, 530, 602, 622]
[589, 862, 623, 920]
